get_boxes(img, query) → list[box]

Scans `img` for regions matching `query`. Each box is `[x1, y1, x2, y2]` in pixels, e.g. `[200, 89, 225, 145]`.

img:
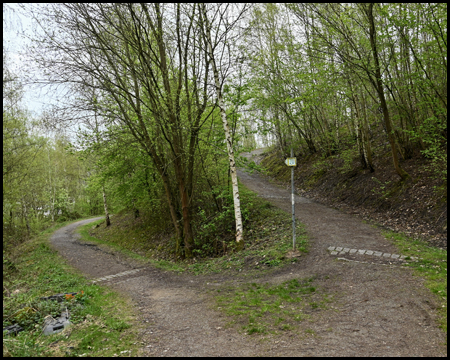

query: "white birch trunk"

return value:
[217, 89, 244, 246]
[202, 5, 243, 247]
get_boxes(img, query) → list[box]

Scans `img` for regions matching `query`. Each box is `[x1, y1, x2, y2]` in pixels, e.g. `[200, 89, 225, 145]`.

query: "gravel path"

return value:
[49, 150, 447, 356]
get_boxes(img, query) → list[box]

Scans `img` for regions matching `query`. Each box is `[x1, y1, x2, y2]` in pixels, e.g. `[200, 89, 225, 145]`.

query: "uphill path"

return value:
[49, 149, 446, 356]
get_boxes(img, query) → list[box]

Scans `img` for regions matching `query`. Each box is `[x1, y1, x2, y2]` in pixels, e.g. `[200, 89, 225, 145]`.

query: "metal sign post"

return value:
[285, 148, 296, 250]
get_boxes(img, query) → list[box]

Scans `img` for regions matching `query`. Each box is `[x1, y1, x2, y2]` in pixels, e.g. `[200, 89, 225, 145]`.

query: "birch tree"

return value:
[199, 4, 248, 249]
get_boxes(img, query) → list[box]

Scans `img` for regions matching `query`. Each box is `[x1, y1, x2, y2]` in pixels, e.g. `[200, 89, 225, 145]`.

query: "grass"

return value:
[84, 184, 310, 276]
[213, 277, 332, 335]
[260, 152, 291, 182]
[77, 220, 155, 265]
[3, 218, 143, 357]
[237, 154, 267, 175]
[77, 220, 187, 274]
[181, 216, 308, 276]
[383, 230, 447, 333]
[188, 187, 310, 275]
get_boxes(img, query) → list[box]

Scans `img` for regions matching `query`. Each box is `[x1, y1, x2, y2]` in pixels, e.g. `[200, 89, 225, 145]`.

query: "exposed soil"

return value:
[260, 147, 447, 250]
[49, 150, 446, 356]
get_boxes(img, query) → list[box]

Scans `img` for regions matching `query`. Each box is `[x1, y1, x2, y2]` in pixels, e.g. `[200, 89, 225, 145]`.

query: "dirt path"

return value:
[50, 151, 446, 356]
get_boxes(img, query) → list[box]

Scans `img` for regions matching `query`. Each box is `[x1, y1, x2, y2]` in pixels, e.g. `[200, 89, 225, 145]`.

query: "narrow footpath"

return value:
[49, 150, 446, 356]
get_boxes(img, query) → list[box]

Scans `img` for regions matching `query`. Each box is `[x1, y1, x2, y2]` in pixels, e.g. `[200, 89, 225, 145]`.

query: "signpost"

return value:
[284, 157, 297, 166]
[285, 149, 296, 250]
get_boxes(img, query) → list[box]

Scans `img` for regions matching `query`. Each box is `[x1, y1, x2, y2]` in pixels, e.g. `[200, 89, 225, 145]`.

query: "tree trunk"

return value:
[367, 3, 408, 180]
[352, 102, 365, 168]
[360, 91, 374, 172]
[160, 169, 183, 249]
[201, 5, 244, 250]
[173, 154, 195, 258]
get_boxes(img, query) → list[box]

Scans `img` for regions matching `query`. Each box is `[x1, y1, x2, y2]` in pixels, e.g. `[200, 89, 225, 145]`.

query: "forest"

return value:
[3, 3, 447, 259]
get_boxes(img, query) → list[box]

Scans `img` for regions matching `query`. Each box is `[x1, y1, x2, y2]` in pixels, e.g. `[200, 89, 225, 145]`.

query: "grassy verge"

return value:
[77, 220, 155, 266]
[77, 220, 188, 274]
[383, 231, 447, 332]
[213, 277, 333, 335]
[83, 185, 309, 276]
[3, 219, 142, 357]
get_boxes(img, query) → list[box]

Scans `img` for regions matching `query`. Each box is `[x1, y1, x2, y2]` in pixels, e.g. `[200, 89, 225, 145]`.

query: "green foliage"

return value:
[104, 317, 132, 332]
[7, 292, 87, 331]
[8, 1, 446, 274]
[337, 147, 358, 174]
[3, 132, 96, 253]
[238, 156, 266, 175]
[3, 57, 98, 251]
[191, 183, 307, 262]
[260, 151, 291, 181]
[193, 185, 252, 257]
[405, 115, 447, 181]
[243, 3, 446, 182]
[300, 155, 332, 188]
[79, 214, 174, 264]
[311, 157, 331, 176]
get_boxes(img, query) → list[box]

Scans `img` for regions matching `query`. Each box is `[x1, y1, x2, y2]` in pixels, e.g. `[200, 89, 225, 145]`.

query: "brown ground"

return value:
[260, 147, 447, 250]
[49, 149, 447, 357]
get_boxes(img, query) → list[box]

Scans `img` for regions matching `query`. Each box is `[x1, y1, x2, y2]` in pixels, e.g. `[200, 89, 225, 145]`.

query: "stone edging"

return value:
[91, 268, 143, 283]
[327, 246, 419, 261]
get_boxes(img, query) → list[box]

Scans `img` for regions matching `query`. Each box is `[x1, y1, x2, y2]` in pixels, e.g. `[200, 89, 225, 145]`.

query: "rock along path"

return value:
[49, 150, 446, 356]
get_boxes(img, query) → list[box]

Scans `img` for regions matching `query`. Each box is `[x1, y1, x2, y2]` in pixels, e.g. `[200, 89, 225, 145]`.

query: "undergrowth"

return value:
[86, 183, 309, 276]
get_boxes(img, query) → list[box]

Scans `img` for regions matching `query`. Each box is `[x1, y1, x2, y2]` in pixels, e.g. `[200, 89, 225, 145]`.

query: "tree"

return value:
[199, 3, 248, 249]
[365, 3, 408, 179]
[286, 3, 410, 179]
[26, 3, 224, 257]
